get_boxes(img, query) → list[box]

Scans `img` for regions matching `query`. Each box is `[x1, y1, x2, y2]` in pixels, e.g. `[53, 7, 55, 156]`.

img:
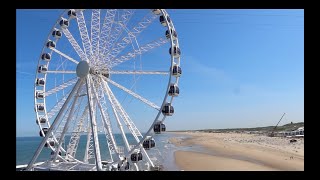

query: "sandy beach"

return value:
[170, 132, 304, 171]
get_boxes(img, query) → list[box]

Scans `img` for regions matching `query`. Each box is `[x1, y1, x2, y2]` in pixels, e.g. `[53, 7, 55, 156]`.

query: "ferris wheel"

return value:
[26, 9, 181, 171]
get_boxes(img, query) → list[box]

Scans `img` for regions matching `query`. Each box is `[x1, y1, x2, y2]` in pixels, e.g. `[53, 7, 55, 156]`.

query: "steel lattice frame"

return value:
[26, 9, 181, 171]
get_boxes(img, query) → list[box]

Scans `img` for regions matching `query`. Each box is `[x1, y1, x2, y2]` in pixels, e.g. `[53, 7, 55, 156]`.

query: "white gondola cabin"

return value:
[130, 151, 143, 162]
[52, 29, 62, 39]
[41, 53, 51, 61]
[36, 78, 45, 86]
[59, 18, 69, 28]
[160, 15, 170, 27]
[169, 46, 181, 58]
[172, 64, 182, 77]
[36, 116, 47, 125]
[162, 103, 174, 116]
[143, 136, 156, 150]
[152, 9, 161, 15]
[51, 151, 62, 156]
[124, 162, 130, 170]
[44, 140, 55, 148]
[154, 123, 166, 133]
[46, 41, 56, 49]
[38, 65, 48, 73]
[68, 9, 76, 19]
[169, 84, 179, 96]
[165, 29, 177, 40]
[36, 90, 45, 99]
[161, 124, 166, 132]
[35, 103, 45, 112]
[39, 127, 48, 137]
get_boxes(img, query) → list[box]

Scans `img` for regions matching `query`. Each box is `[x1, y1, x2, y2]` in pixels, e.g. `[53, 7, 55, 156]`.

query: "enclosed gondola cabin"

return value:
[59, 18, 69, 29]
[138, 152, 142, 161]
[68, 9, 76, 19]
[36, 117, 47, 125]
[36, 78, 45, 86]
[143, 137, 155, 150]
[46, 41, 56, 49]
[169, 46, 181, 58]
[36, 103, 45, 112]
[159, 15, 170, 27]
[102, 72, 110, 78]
[152, 9, 161, 15]
[130, 152, 143, 162]
[172, 64, 182, 77]
[124, 162, 130, 170]
[36, 90, 45, 99]
[39, 127, 49, 137]
[50, 151, 62, 156]
[41, 53, 51, 61]
[38, 65, 48, 73]
[44, 140, 55, 148]
[52, 29, 62, 39]
[154, 123, 166, 133]
[169, 84, 179, 96]
[165, 29, 178, 40]
[154, 123, 161, 133]
[151, 165, 163, 171]
[162, 103, 174, 116]
[161, 124, 166, 132]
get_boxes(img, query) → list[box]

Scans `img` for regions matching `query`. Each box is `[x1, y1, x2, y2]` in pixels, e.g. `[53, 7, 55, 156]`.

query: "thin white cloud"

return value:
[16, 70, 34, 76]
[183, 55, 233, 83]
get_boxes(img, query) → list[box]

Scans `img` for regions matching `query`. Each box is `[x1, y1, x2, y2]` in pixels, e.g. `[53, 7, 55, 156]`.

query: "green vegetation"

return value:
[169, 122, 304, 133]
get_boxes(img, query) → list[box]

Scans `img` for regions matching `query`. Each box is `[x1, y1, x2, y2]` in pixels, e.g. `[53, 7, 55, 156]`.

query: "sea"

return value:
[16, 132, 191, 171]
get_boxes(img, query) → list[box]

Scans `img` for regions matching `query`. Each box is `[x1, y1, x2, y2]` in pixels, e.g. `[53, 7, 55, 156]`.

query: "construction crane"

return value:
[269, 113, 286, 137]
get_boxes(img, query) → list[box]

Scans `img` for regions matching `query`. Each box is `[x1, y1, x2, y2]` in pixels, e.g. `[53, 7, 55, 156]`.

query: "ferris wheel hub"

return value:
[76, 60, 90, 78]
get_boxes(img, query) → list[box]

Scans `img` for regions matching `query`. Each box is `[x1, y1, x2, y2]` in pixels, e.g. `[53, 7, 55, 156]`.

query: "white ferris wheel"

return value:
[26, 9, 181, 171]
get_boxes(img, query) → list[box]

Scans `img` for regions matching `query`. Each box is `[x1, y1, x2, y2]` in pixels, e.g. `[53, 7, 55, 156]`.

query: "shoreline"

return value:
[169, 132, 304, 171]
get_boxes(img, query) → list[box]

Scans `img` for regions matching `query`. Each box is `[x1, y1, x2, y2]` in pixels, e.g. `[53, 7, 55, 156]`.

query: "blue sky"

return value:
[16, 9, 304, 137]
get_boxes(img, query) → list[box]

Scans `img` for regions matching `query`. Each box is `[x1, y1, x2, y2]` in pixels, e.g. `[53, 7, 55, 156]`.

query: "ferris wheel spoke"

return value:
[52, 79, 83, 161]
[104, 12, 157, 64]
[45, 78, 78, 97]
[76, 10, 93, 60]
[104, 81, 143, 138]
[100, 10, 134, 61]
[109, 37, 169, 68]
[102, 81, 155, 167]
[91, 9, 100, 60]
[91, 84, 120, 160]
[46, 70, 76, 74]
[102, 81, 132, 152]
[109, 70, 169, 75]
[103, 77, 160, 111]
[62, 28, 88, 61]
[99, 9, 117, 59]
[66, 105, 89, 160]
[27, 79, 82, 171]
[46, 95, 68, 119]
[51, 48, 79, 64]
[85, 75, 103, 171]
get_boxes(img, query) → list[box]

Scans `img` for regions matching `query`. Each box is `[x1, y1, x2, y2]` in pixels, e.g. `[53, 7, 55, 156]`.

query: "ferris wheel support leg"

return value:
[26, 79, 82, 171]
[83, 123, 91, 163]
[134, 163, 139, 171]
[86, 75, 103, 171]
[92, 84, 120, 161]
[52, 79, 83, 162]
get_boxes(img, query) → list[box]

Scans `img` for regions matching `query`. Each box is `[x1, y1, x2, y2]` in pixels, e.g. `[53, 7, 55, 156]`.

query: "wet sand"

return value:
[170, 132, 304, 171]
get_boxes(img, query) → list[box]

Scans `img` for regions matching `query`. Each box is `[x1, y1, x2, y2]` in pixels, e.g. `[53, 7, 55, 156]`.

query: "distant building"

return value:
[275, 126, 304, 137]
